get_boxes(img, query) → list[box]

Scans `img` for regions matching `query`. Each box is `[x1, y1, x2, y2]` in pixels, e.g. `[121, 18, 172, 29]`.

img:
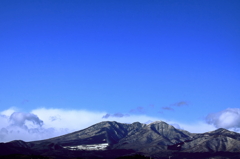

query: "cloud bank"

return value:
[9, 112, 43, 128]
[206, 108, 240, 131]
[3, 107, 239, 142]
[0, 107, 166, 142]
[0, 108, 106, 142]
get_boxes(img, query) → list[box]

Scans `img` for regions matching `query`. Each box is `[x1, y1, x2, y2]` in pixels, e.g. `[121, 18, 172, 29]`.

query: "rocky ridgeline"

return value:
[1, 121, 240, 158]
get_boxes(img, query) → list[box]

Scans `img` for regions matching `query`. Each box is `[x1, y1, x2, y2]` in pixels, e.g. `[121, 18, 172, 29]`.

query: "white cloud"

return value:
[31, 108, 106, 131]
[206, 108, 240, 129]
[0, 107, 18, 116]
[0, 114, 9, 128]
[9, 112, 43, 128]
[0, 108, 107, 142]
[175, 121, 216, 133]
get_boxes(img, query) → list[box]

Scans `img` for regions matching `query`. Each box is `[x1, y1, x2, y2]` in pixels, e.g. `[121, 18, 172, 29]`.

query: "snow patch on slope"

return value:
[63, 143, 108, 151]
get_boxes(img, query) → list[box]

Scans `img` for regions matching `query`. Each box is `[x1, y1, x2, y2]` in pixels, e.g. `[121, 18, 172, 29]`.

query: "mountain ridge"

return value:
[1, 120, 240, 158]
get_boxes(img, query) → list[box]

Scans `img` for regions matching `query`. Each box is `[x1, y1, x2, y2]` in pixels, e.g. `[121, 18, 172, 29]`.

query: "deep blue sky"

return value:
[0, 0, 240, 130]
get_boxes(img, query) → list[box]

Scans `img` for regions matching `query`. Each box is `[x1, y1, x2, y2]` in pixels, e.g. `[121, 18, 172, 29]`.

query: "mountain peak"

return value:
[216, 128, 227, 131]
[210, 128, 229, 134]
[147, 120, 165, 125]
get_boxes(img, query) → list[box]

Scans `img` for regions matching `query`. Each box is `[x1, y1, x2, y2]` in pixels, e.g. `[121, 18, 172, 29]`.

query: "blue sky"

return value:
[0, 0, 240, 142]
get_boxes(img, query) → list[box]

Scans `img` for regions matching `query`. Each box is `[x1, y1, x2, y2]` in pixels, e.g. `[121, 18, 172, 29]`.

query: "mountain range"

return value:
[1, 121, 240, 159]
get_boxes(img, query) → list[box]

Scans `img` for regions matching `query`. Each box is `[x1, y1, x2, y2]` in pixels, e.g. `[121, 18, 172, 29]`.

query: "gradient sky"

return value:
[0, 0, 240, 142]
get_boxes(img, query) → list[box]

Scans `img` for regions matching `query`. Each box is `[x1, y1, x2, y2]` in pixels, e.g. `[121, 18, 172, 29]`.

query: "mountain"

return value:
[30, 121, 145, 146]
[1, 121, 240, 158]
[112, 121, 193, 154]
[181, 128, 240, 152]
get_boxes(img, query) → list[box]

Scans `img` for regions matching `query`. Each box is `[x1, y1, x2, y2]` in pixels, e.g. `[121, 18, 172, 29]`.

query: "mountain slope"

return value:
[180, 128, 240, 152]
[28, 121, 145, 149]
[112, 121, 193, 154]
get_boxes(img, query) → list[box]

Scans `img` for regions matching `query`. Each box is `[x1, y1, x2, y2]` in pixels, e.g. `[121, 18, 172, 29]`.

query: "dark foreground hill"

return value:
[1, 121, 240, 159]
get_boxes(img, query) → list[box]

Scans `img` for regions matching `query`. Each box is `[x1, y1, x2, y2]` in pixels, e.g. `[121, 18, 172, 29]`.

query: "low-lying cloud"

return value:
[0, 108, 106, 142]
[31, 108, 106, 131]
[0, 107, 167, 142]
[206, 108, 240, 130]
[9, 112, 43, 128]
[3, 107, 236, 142]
